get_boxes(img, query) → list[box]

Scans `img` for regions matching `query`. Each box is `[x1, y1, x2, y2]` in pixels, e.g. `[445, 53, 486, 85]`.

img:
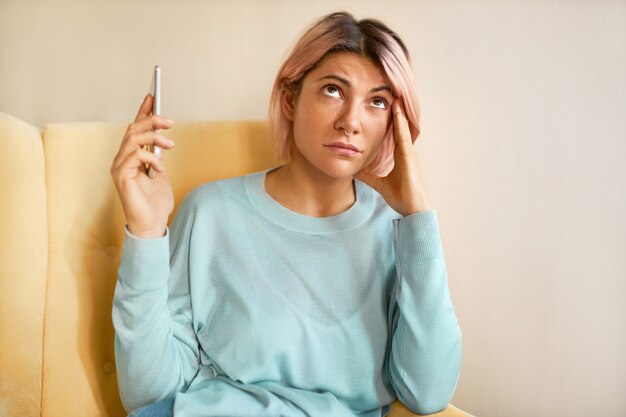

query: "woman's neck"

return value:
[265, 157, 356, 218]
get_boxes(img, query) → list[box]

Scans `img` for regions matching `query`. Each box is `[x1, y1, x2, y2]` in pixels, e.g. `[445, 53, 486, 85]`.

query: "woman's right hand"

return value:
[111, 93, 176, 239]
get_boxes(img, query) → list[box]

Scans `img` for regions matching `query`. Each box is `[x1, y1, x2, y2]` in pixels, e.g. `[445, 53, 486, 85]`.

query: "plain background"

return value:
[1, 1, 625, 416]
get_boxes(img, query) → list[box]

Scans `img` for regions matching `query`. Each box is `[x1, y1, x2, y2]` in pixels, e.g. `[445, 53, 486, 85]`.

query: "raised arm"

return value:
[112, 196, 201, 411]
[110, 95, 199, 411]
[356, 99, 462, 413]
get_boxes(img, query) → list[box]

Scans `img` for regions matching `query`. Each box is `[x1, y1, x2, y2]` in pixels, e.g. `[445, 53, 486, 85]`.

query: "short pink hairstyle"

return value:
[268, 11, 420, 176]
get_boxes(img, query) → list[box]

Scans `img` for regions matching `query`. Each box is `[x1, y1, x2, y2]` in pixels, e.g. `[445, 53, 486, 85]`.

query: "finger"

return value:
[392, 100, 412, 147]
[128, 114, 174, 136]
[129, 129, 175, 149]
[115, 129, 174, 162]
[120, 115, 175, 151]
[134, 93, 154, 123]
[117, 147, 166, 179]
[131, 114, 175, 135]
[113, 131, 174, 170]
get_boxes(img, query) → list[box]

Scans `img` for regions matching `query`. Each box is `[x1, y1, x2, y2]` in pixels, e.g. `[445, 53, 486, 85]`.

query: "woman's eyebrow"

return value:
[318, 74, 392, 94]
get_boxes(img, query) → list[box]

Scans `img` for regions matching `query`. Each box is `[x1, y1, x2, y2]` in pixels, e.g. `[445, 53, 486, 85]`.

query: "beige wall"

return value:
[2, 1, 625, 416]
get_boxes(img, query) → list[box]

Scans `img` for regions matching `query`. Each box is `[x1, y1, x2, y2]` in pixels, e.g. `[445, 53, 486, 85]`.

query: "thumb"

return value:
[354, 168, 381, 190]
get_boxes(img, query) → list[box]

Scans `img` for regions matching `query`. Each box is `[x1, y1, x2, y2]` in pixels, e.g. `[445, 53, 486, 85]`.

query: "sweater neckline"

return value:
[244, 167, 374, 234]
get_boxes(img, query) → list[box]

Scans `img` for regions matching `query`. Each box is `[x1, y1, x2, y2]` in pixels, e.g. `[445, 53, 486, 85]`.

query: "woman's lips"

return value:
[324, 142, 361, 157]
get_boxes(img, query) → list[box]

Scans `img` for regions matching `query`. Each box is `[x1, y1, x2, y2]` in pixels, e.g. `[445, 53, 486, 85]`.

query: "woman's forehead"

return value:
[305, 52, 389, 90]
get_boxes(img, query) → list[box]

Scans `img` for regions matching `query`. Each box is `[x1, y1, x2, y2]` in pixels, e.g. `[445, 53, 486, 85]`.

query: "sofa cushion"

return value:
[40, 120, 276, 416]
[0, 113, 47, 417]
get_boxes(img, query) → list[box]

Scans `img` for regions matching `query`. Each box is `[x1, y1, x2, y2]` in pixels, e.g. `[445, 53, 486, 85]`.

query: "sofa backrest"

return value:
[1, 114, 277, 416]
[0, 113, 48, 417]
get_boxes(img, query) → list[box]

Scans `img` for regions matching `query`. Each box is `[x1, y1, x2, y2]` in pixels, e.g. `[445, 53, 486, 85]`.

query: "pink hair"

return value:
[267, 12, 420, 176]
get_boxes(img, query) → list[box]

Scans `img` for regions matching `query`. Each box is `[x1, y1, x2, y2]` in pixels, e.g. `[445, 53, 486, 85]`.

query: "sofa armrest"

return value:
[0, 113, 47, 417]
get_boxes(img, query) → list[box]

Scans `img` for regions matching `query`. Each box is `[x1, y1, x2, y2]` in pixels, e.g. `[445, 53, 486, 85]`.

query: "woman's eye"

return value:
[370, 98, 388, 109]
[323, 85, 341, 98]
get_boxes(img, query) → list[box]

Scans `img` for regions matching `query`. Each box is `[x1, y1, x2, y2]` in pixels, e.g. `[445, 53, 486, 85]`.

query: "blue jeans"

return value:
[127, 397, 175, 417]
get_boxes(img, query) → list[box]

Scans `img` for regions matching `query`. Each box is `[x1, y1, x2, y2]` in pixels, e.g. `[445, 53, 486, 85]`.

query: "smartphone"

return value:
[145, 65, 162, 176]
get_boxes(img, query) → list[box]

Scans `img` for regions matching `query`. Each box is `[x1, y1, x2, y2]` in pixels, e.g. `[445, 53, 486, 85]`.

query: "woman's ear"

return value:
[281, 88, 297, 121]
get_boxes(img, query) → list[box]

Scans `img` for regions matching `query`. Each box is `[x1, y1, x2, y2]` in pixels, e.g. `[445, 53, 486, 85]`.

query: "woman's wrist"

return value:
[127, 223, 167, 239]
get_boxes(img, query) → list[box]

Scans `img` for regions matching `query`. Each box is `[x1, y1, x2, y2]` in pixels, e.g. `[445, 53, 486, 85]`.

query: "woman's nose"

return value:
[335, 101, 362, 135]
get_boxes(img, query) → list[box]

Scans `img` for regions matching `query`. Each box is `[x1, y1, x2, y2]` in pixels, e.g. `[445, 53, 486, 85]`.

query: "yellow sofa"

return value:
[0, 112, 472, 417]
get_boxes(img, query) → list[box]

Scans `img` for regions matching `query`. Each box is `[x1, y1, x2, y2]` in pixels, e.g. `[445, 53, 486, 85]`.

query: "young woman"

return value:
[110, 11, 462, 417]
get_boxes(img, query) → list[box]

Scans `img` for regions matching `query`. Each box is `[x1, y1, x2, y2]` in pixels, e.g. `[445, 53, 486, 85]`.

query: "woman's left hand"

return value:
[355, 100, 433, 217]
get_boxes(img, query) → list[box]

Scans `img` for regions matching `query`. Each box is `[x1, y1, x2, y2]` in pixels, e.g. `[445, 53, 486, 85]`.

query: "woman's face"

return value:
[287, 52, 394, 179]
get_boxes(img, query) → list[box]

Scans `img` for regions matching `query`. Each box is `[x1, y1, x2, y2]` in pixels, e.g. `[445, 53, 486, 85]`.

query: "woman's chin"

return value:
[291, 150, 368, 180]
[315, 159, 366, 180]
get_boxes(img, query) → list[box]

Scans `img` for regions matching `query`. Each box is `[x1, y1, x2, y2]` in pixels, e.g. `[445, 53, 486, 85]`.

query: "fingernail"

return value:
[167, 139, 175, 147]
[148, 167, 155, 179]
[165, 118, 175, 125]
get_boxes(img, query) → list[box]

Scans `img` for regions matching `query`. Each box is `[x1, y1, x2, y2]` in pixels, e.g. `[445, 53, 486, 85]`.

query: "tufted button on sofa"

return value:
[0, 112, 472, 417]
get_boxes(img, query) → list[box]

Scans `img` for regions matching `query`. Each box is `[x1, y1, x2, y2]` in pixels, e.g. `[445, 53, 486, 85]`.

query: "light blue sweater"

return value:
[113, 168, 462, 417]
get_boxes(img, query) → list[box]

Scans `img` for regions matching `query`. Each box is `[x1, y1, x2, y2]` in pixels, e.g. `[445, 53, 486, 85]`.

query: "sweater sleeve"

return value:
[386, 210, 462, 415]
[112, 196, 200, 412]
